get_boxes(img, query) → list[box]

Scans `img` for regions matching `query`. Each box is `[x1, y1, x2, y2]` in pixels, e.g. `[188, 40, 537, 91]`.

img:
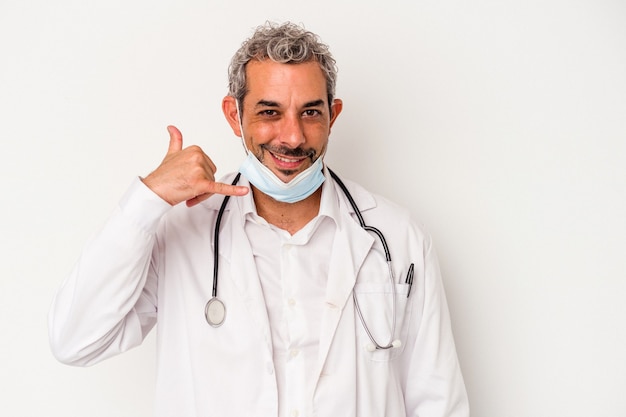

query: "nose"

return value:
[278, 114, 305, 148]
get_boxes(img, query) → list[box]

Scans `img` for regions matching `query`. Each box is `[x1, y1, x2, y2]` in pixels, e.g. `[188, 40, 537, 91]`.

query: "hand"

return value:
[142, 125, 248, 207]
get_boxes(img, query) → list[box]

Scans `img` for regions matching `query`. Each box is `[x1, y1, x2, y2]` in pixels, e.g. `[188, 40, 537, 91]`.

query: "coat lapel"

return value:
[217, 198, 274, 356]
[314, 188, 375, 379]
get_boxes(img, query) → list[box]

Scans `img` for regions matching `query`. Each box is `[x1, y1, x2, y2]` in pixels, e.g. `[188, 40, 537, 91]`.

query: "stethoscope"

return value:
[204, 169, 413, 351]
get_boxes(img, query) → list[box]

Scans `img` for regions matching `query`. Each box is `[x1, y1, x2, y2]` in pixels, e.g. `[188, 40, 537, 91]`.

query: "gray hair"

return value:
[228, 22, 338, 110]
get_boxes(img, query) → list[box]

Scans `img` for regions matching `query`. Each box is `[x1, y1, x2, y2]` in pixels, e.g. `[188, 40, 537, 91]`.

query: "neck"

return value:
[252, 186, 323, 235]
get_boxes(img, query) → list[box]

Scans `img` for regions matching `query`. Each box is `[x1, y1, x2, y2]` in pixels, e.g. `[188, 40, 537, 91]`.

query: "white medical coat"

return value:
[49, 172, 469, 417]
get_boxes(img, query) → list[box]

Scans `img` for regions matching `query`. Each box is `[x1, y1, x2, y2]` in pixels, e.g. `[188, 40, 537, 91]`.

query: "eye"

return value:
[258, 109, 278, 117]
[303, 109, 322, 117]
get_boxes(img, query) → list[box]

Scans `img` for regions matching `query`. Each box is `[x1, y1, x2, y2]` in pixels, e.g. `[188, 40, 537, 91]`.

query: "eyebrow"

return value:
[255, 99, 326, 108]
[255, 100, 279, 108]
[303, 99, 325, 108]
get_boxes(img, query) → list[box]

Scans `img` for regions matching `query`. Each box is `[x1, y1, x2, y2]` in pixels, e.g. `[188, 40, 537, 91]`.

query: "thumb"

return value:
[166, 125, 183, 155]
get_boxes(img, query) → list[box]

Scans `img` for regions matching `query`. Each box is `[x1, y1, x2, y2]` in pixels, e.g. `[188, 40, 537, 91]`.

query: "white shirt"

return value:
[242, 181, 337, 417]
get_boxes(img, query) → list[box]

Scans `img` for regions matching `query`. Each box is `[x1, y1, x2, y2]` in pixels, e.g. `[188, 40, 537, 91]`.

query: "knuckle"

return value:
[182, 146, 203, 160]
[188, 145, 206, 157]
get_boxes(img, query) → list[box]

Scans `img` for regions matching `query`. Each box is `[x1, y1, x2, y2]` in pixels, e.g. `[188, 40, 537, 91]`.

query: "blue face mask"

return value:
[235, 101, 325, 204]
[239, 151, 325, 203]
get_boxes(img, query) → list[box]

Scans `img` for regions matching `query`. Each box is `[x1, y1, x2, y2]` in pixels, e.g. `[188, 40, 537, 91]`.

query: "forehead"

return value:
[244, 59, 328, 104]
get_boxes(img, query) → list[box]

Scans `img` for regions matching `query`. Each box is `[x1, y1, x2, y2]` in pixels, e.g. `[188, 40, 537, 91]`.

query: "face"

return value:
[223, 59, 342, 183]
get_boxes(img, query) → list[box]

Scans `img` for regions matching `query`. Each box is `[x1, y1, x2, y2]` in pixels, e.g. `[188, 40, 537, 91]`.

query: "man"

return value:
[49, 22, 469, 417]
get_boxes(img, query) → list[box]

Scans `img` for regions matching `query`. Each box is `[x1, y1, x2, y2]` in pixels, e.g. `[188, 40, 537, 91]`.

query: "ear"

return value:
[329, 98, 343, 132]
[222, 96, 242, 137]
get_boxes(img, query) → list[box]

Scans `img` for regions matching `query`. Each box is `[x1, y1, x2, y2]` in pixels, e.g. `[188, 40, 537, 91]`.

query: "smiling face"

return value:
[223, 59, 343, 183]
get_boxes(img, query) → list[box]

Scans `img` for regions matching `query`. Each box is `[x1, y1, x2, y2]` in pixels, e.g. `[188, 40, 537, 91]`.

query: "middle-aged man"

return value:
[49, 21, 470, 417]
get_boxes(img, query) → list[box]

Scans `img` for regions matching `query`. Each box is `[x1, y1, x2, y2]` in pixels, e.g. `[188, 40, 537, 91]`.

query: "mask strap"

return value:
[235, 99, 249, 155]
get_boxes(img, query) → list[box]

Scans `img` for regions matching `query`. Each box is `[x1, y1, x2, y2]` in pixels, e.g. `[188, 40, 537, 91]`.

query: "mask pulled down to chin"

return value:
[238, 151, 325, 203]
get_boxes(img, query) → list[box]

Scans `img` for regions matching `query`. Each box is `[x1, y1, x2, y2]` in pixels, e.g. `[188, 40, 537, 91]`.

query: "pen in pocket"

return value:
[405, 263, 414, 298]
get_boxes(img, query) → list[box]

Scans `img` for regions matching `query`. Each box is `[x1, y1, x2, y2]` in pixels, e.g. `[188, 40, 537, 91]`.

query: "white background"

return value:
[1, 1, 625, 416]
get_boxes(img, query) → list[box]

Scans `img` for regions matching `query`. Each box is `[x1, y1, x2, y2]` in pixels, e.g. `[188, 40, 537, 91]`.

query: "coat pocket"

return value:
[352, 282, 413, 361]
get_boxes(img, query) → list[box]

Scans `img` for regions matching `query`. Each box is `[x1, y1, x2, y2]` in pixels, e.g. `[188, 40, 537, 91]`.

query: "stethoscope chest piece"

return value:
[205, 297, 226, 327]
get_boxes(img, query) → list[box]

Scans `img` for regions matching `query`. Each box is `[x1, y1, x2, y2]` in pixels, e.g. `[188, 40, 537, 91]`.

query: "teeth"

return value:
[273, 153, 302, 163]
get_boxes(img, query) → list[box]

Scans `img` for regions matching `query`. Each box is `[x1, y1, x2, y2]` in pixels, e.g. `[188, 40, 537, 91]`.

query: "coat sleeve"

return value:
[48, 178, 171, 366]
[404, 229, 470, 417]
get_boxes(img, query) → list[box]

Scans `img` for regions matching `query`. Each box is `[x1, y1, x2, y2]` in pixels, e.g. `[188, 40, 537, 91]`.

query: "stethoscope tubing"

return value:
[212, 173, 241, 298]
[328, 169, 398, 350]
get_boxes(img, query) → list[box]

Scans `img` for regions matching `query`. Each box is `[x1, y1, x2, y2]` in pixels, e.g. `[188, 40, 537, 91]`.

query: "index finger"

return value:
[210, 181, 249, 197]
